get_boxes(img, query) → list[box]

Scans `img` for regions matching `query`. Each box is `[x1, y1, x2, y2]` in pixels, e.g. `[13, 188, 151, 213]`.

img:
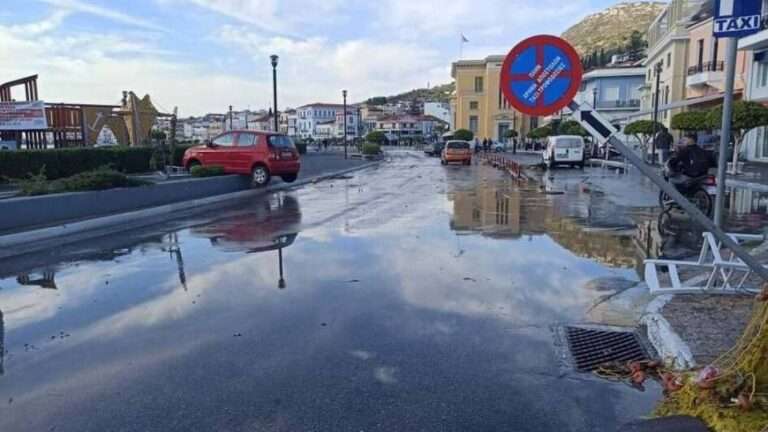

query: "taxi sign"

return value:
[500, 35, 583, 117]
[714, 0, 762, 38]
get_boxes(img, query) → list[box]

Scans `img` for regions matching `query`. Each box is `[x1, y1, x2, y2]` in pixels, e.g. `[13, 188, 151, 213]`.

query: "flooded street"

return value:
[0, 151, 692, 431]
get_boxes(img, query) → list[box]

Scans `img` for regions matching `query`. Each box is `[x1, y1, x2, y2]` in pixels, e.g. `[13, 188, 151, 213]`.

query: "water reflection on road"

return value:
[0, 153, 663, 432]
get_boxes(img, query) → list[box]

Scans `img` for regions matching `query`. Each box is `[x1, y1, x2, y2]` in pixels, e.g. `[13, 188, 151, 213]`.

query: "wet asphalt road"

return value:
[0, 151, 665, 431]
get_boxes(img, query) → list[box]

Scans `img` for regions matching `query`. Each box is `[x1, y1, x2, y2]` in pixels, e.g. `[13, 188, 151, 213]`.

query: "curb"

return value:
[640, 294, 696, 370]
[0, 161, 381, 259]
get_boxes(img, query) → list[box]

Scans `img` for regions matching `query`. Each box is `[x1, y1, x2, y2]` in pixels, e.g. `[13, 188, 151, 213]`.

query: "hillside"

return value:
[561, 1, 666, 57]
[367, 83, 455, 106]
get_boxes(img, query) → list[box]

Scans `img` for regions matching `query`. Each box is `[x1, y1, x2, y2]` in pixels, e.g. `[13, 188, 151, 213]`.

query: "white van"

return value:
[542, 135, 585, 169]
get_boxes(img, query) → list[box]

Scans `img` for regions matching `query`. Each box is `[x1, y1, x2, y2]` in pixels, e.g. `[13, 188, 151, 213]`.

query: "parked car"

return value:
[542, 135, 585, 169]
[182, 130, 300, 187]
[424, 141, 445, 157]
[441, 140, 472, 165]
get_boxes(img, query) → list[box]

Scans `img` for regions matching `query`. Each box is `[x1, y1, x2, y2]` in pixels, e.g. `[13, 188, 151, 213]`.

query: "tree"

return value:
[366, 97, 387, 106]
[625, 119, 663, 154]
[707, 101, 768, 173]
[365, 131, 387, 145]
[453, 129, 474, 141]
[150, 130, 167, 141]
[504, 130, 519, 139]
[670, 110, 709, 132]
[559, 120, 589, 137]
[527, 125, 552, 140]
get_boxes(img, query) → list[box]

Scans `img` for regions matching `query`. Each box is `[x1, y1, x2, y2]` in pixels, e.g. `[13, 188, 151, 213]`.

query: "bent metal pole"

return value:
[567, 101, 768, 282]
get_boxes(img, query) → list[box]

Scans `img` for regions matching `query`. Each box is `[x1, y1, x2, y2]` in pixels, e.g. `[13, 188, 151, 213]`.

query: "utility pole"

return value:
[343, 90, 348, 159]
[714, 38, 738, 227]
[228, 105, 233, 131]
[169, 106, 178, 168]
[650, 62, 662, 165]
[271, 55, 279, 133]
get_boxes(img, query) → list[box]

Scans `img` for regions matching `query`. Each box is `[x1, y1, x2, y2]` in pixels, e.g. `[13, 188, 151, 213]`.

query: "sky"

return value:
[0, 0, 630, 116]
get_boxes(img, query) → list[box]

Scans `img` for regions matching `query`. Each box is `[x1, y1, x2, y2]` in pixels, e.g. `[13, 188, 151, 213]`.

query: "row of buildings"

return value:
[451, 0, 768, 164]
[160, 100, 451, 144]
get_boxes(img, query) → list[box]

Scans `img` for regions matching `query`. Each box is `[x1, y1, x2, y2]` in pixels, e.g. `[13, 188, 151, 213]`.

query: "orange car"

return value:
[441, 140, 472, 165]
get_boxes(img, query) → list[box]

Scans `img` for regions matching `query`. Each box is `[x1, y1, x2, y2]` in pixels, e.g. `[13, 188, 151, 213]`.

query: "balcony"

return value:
[687, 61, 725, 87]
[595, 99, 641, 110]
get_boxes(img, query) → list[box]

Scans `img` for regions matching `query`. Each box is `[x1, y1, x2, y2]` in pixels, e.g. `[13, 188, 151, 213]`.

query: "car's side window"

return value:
[237, 132, 257, 147]
[212, 133, 235, 147]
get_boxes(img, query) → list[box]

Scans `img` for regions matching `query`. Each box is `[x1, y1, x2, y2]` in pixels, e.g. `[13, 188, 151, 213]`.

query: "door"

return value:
[497, 123, 510, 144]
[231, 132, 258, 173]
[204, 132, 235, 168]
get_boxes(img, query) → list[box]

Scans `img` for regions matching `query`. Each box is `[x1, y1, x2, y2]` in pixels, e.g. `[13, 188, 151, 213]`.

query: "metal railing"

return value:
[687, 61, 725, 76]
[596, 99, 641, 109]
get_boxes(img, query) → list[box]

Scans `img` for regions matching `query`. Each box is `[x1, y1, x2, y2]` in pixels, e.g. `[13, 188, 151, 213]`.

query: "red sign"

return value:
[500, 35, 583, 117]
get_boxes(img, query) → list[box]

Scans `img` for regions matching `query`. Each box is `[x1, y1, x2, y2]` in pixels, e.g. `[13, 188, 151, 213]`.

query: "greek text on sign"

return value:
[500, 35, 583, 117]
[714, 0, 763, 38]
[0, 101, 48, 131]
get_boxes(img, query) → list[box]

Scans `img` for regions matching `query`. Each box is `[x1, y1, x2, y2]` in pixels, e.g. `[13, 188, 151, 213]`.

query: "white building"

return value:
[738, 0, 768, 164]
[296, 103, 346, 139]
[335, 109, 361, 138]
[423, 102, 451, 125]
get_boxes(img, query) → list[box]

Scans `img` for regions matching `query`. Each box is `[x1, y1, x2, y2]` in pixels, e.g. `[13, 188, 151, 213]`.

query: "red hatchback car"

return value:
[182, 130, 301, 187]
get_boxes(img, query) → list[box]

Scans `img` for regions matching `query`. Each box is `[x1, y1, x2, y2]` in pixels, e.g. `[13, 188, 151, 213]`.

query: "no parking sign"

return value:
[500, 35, 583, 117]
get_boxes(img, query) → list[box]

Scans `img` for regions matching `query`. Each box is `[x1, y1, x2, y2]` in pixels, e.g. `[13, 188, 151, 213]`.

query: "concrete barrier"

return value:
[0, 175, 252, 234]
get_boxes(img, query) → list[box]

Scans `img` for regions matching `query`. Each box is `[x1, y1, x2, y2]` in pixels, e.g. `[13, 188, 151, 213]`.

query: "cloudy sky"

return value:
[1, 0, 625, 116]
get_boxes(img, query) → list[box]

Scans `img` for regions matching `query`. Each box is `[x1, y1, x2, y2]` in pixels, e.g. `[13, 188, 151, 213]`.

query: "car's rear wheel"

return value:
[251, 165, 270, 187]
[281, 174, 298, 183]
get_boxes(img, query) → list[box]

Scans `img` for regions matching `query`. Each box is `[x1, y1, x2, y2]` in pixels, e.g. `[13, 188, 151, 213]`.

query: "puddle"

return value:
[0, 156, 660, 431]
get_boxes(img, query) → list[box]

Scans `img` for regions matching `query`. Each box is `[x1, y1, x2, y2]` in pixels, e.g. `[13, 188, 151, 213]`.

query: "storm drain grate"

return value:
[564, 326, 650, 372]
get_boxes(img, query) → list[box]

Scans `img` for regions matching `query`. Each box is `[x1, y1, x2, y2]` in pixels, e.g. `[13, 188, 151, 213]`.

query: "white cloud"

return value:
[40, 0, 165, 31]
[7, 9, 70, 35]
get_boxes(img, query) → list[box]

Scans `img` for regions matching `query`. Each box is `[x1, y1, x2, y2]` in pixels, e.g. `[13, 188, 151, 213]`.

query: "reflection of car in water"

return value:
[191, 194, 301, 254]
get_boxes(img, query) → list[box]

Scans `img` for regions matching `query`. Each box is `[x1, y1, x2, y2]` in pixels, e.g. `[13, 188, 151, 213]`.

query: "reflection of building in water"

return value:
[16, 271, 57, 289]
[546, 218, 638, 269]
[450, 187, 522, 237]
[449, 184, 638, 268]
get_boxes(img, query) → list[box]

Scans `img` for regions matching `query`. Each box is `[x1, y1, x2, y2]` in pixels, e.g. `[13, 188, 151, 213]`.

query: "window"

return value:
[469, 116, 478, 133]
[469, 101, 479, 110]
[268, 135, 295, 148]
[712, 38, 719, 65]
[667, 52, 671, 68]
[603, 86, 619, 101]
[237, 132, 257, 146]
[664, 85, 670, 105]
[474, 76, 484, 92]
[212, 133, 235, 146]
[756, 52, 768, 88]
[697, 39, 704, 69]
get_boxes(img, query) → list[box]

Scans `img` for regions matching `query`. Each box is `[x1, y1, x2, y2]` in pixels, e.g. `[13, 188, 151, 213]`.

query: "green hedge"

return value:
[0, 147, 154, 180]
[362, 143, 381, 155]
[190, 165, 225, 177]
[17, 167, 150, 196]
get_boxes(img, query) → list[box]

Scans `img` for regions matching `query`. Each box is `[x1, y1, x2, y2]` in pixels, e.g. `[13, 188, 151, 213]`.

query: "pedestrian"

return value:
[512, 138, 517, 154]
[474, 138, 480, 153]
[656, 126, 673, 165]
[323, 139, 328, 151]
[482, 138, 488, 153]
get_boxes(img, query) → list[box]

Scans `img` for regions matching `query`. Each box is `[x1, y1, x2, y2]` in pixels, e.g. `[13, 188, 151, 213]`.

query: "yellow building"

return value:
[451, 56, 535, 141]
[640, 0, 706, 128]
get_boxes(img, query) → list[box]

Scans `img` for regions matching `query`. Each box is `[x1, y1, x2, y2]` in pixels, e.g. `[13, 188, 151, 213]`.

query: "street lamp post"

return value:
[270, 54, 279, 133]
[592, 87, 598, 107]
[342, 89, 348, 160]
[650, 62, 662, 165]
